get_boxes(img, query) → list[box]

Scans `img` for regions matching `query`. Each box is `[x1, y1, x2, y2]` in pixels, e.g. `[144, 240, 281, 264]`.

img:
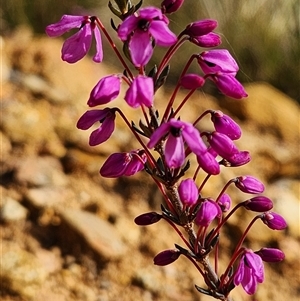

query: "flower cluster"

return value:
[46, 1, 286, 300]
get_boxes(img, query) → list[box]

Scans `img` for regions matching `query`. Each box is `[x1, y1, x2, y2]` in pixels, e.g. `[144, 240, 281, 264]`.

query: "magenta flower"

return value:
[46, 15, 103, 63]
[218, 193, 231, 212]
[198, 49, 239, 75]
[117, 7, 177, 67]
[161, 0, 184, 14]
[196, 150, 220, 175]
[154, 249, 181, 266]
[100, 149, 147, 178]
[76, 108, 115, 146]
[255, 248, 285, 262]
[178, 178, 199, 207]
[87, 75, 121, 107]
[243, 196, 273, 212]
[180, 74, 205, 90]
[234, 176, 265, 194]
[207, 131, 239, 160]
[260, 212, 287, 230]
[184, 19, 218, 37]
[234, 250, 264, 295]
[225, 150, 251, 167]
[190, 32, 221, 48]
[211, 110, 241, 140]
[195, 199, 221, 227]
[124, 75, 154, 108]
[147, 119, 207, 169]
[210, 73, 248, 99]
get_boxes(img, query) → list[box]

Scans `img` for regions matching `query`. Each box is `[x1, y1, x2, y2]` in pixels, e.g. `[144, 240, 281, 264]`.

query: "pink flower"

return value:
[154, 249, 181, 266]
[76, 108, 115, 146]
[46, 15, 103, 63]
[235, 176, 265, 194]
[211, 73, 248, 99]
[178, 178, 199, 206]
[190, 32, 221, 48]
[125, 75, 154, 108]
[255, 248, 285, 262]
[88, 75, 121, 107]
[184, 19, 218, 37]
[180, 74, 205, 90]
[195, 199, 221, 227]
[100, 150, 147, 178]
[147, 119, 207, 169]
[234, 250, 264, 295]
[260, 212, 287, 230]
[117, 7, 177, 67]
[198, 49, 239, 75]
[161, 0, 184, 14]
[211, 110, 241, 140]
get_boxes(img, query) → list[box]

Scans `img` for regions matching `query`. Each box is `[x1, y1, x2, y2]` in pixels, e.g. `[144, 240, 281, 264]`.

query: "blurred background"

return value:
[1, 0, 299, 101]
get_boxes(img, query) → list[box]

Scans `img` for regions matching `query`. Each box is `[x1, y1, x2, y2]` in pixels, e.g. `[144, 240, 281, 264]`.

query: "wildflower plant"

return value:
[46, 0, 287, 300]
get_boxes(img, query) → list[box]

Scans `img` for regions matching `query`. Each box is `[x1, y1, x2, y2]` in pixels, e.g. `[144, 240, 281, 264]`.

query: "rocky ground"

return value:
[1, 28, 300, 301]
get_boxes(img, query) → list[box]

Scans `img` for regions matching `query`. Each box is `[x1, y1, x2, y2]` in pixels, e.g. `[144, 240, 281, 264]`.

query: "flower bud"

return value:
[226, 151, 251, 167]
[180, 74, 205, 90]
[197, 151, 220, 175]
[261, 212, 287, 230]
[195, 199, 221, 227]
[211, 73, 248, 99]
[153, 249, 181, 266]
[255, 248, 285, 262]
[243, 196, 273, 212]
[235, 176, 265, 194]
[208, 131, 239, 160]
[134, 212, 162, 226]
[87, 75, 121, 106]
[190, 32, 221, 47]
[218, 193, 231, 212]
[161, 0, 184, 14]
[178, 178, 199, 206]
[211, 110, 241, 140]
[184, 19, 218, 37]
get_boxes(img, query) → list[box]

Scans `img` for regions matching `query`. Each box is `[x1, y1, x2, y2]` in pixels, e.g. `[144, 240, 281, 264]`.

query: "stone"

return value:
[15, 156, 68, 187]
[60, 208, 127, 260]
[0, 244, 48, 300]
[0, 197, 28, 222]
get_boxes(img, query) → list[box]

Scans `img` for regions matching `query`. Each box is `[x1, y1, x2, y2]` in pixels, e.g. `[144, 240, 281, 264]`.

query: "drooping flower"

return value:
[100, 149, 147, 178]
[206, 131, 239, 160]
[198, 49, 239, 75]
[196, 150, 220, 175]
[87, 75, 121, 107]
[117, 6, 177, 67]
[260, 212, 287, 230]
[218, 193, 231, 212]
[76, 108, 116, 146]
[147, 119, 207, 169]
[234, 250, 264, 295]
[124, 75, 154, 108]
[184, 19, 218, 37]
[225, 150, 251, 167]
[195, 199, 221, 227]
[255, 248, 285, 262]
[234, 176, 265, 194]
[243, 196, 273, 212]
[46, 15, 103, 63]
[178, 178, 199, 207]
[211, 110, 241, 140]
[161, 0, 184, 14]
[180, 74, 205, 90]
[190, 32, 221, 48]
[210, 73, 248, 99]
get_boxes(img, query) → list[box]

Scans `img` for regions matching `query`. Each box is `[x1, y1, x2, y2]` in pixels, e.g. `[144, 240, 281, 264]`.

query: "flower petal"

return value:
[61, 25, 92, 63]
[165, 135, 185, 168]
[149, 20, 177, 46]
[130, 31, 153, 67]
[92, 25, 103, 62]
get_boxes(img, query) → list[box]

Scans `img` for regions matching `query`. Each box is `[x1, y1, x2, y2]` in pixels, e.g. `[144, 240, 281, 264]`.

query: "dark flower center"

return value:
[170, 126, 182, 137]
[138, 19, 151, 31]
